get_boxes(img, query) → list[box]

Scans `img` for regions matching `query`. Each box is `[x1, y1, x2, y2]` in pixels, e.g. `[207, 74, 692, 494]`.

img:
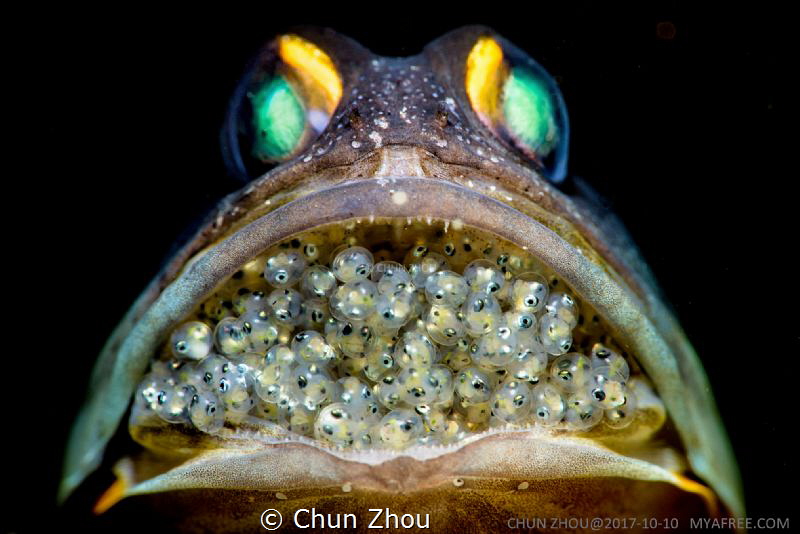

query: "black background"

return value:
[13, 2, 791, 532]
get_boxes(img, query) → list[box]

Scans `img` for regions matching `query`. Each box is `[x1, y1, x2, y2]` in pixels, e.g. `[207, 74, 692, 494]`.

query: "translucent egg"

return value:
[240, 308, 283, 352]
[268, 288, 303, 326]
[394, 331, 438, 368]
[330, 280, 378, 321]
[424, 270, 469, 307]
[461, 291, 503, 336]
[198, 353, 229, 387]
[283, 403, 317, 437]
[564, 390, 603, 430]
[170, 321, 213, 361]
[539, 314, 573, 355]
[398, 367, 440, 405]
[264, 344, 296, 366]
[299, 298, 331, 330]
[289, 363, 335, 410]
[404, 244, 430, 262]
[217, 363, 254, 415]
[590, 343, 630, 381]
[351, 422, 377, 450]
[378, 409, 424, 448]
[372, 261, 412, 294]
[531, 382, 565, 426]
[463, 402, 492, 428]
[424, 304, 466, 345]
[264, 251, 307, 288]
[455, 366, 492, 405]
[507, 272, 549, 313]
[463, 259, 505, 295]
[587, 368, 628, 409]
[133, 374, 169, 421]
[228, 353, 262, 386]
[472, 324, 518, 367]
[199, 295, 235, 323]
[214, 317, 248, 355]
[374, 374, 402, 410]
[336, 377, 381, 422]
[332, 246, 374, 282]
[545, 292, 580, 329]
[507, 349, 548, 385]
[250, 398, 280, 422]
[189, 390, 225, 433]
[314, 403, 356, 447]
[363, 338, 397, 381]
[604, 389, 638, 429]
[232, 290, 268, 316]
[291, 330, 337, 363]
[337, 354, 368, 378]
[504, 310, 537, 346]
[550, 353, 592, 392]
[491, 379, 532, 424]
[415, 404, 449, 434]
[154, 383, 195, 423]
[440, 346, 472, 371]
[333, 321, 374, 357]
[373, 288, 416, 331]
[407, 251, 449, 287]
[302, 242, 321, 262]
[254, 362, 291, 403]
[300, 265, 337, 299]
[429, 364, 455, 405]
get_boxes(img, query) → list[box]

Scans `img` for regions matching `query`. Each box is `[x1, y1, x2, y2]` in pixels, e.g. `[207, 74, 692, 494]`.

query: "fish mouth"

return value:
[63, 167, 740, 523]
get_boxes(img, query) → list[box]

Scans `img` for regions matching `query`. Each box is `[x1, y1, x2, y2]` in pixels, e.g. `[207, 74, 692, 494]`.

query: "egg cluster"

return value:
[134, 240, 640, 450]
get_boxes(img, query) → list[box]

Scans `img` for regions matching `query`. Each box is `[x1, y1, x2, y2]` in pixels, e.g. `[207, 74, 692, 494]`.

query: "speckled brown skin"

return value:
[62, 26, 742, 529]
[104, 480, 710, 533]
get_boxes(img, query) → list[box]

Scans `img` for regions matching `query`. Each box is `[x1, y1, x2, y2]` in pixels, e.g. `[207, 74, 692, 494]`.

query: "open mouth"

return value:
[132, 217, 662, 453]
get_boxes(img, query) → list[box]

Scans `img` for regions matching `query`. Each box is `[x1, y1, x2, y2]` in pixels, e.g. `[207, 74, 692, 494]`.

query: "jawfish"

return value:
[61, 26, 743, 532]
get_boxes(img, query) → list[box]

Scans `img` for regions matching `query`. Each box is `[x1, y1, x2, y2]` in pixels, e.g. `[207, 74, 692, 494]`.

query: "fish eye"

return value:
[223, 34, 343, 180]
[465, 36, 569, 183]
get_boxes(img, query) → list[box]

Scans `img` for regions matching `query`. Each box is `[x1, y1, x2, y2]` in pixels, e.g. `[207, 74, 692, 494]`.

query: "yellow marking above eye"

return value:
[465, 37, 508, 121]
[278, 34, 342, 113]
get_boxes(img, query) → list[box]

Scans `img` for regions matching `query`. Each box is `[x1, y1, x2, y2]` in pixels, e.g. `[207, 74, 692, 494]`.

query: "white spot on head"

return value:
[368, 131, 383, 147]
[351, 140, 362, 149]
[391, 190, 408, 205]
[452, 219, 464, 230]
[303, 155, 312, 162]
[517, 481, 529, 490]
[342, 482, 352, 493]
[374, 117, 389, 129]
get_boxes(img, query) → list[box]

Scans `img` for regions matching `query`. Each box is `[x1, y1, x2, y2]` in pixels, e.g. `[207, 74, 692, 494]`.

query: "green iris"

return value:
[502, 67, 557, 156]
[251, 76, 306, 161]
